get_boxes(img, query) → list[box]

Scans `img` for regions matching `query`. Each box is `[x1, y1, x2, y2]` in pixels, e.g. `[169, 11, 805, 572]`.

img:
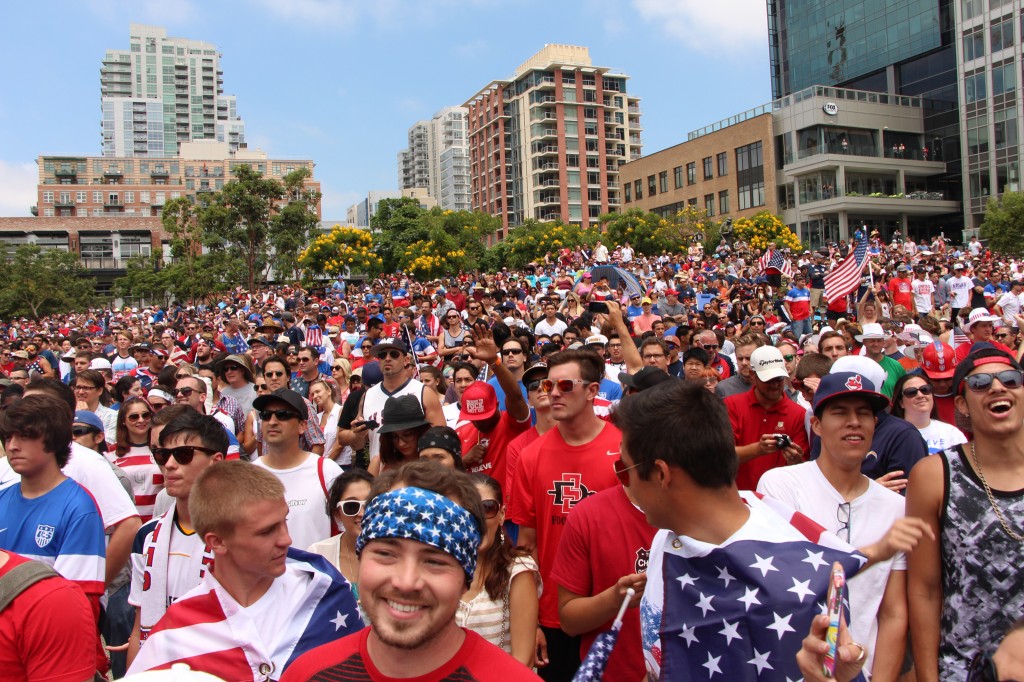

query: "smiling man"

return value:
[282, 461, 539, 681]
[127, 461, 360, 680]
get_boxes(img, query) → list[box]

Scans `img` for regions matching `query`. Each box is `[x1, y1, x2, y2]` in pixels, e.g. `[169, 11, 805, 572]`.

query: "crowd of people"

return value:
[1, 229, 1023, 681]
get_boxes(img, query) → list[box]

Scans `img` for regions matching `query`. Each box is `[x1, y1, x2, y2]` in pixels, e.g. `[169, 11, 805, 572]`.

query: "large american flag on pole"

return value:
[824, 236, 869, 301]
[641, 492, 866, 682]
[758, 249, 794, 279]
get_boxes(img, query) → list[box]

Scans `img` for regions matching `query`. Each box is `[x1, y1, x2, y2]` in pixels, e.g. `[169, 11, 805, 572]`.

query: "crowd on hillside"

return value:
[1, 229, 1023, 682]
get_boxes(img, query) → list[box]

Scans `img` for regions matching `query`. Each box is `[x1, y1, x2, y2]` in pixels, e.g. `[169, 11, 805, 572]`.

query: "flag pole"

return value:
[613, 588, 635, 628]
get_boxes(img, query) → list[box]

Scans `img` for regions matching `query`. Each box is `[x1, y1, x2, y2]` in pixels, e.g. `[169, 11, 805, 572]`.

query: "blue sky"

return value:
[0, 0, 771, 219]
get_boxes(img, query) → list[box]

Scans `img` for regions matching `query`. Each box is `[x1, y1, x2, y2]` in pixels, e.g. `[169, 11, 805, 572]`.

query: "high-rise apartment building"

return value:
[100, 24, 246, 157]
[463, 45, 642, 237]
[397, 107, 471, 212]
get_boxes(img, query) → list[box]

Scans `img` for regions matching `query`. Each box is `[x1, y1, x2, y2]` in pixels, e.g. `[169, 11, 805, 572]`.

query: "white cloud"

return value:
[0, 160, 38, 217]
[631, 0, 768, 53]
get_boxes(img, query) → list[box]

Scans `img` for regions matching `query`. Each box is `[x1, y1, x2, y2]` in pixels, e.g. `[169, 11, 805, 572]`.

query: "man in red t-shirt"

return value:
[551, 485, 658, 682]
[0, 550, 99, 682]
[457, 368, 531, 497]
[888, 264, 914, 312]
[724, 345, 809, 491]
[510, 350, 622, 681]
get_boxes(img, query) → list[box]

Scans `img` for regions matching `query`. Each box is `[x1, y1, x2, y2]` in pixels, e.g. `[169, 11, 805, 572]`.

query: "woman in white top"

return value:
[891, 373, 967, 455]
[309, 377, 344, 464]
[455, 474, 540, 667]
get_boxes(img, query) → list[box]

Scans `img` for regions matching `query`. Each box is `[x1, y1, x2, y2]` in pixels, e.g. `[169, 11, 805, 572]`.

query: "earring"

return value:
[498, 529, 506, 545]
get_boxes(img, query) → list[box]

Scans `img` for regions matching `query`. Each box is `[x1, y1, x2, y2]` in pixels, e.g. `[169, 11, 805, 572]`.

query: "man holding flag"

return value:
[611, 379, 867, 681]
[758, 241, 793, 288]
[824, 232, 870, 318]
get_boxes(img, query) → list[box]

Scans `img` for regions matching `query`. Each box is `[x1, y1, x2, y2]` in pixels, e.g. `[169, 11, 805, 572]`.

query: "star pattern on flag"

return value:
[749, 554, 778, 577]
[680, 623, 700, 647]
[748, 648, 774, 675]
[695, 592, 716, 617]
[767, 611, 796, 640]
[803, 549, 829, 572]
[677, 573, 698, 590]
[737, 587, 761, 612]
[716, 565, 736, 588]
[718, 619, 742, 646]
[788, 577, 815, 603]
[330, 610, 349, 631]
[702, 652, 723, 678]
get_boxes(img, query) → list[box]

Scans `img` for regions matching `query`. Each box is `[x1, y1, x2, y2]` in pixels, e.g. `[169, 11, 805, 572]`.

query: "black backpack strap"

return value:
[0, 560, 60, 611]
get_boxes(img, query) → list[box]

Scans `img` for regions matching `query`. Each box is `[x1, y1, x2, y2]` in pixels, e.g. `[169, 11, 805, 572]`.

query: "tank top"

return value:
[939, 446, 1024, 679]
[362, 378, 425, 460]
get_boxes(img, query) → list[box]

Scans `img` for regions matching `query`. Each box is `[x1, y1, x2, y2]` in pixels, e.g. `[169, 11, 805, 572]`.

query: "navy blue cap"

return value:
[812, 372, 890, 416]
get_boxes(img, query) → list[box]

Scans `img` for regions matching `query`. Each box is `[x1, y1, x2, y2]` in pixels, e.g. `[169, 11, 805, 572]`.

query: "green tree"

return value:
[981, 191, 1024, 256]
[598, 208, 671, 256]
[270, 168, 322, 282]
[733, 210, 802, 252]
[371, 197, 430, 273]
[114, 254, 174, 307]
[501, 219, 597, 269]
[0, 245, 96, 319]
[202, 164, 285, 292]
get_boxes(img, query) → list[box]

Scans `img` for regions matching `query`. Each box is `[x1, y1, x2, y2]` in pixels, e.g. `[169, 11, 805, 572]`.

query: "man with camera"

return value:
[724, 345, 808, 491]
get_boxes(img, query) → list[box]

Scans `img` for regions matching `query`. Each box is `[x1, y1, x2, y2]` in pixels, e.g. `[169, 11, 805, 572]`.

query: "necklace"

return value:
[969, 442, 1024, 542]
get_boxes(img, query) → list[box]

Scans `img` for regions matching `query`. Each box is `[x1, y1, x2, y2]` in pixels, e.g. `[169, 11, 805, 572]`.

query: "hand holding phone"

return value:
[822, 562, 846, 678]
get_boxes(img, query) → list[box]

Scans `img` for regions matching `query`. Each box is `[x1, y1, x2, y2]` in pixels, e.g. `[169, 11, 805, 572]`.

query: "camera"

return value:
[774, 434, 791, 450]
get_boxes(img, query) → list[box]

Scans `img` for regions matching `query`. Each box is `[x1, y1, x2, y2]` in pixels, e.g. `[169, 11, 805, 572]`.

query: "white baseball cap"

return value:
[750, 346, 788, 381]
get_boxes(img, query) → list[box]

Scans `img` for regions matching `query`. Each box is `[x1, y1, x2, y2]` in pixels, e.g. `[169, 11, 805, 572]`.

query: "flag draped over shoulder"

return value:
[758, 250, 794, 279]
[655, 493, 866, 682]
[127, 548, 361, 681]
[824, 237, 869, 301]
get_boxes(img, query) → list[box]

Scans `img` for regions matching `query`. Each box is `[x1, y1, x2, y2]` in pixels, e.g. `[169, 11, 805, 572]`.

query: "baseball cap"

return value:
[750, 346, 789, 381]
[89, 357, 113, 371]
[252, 388, 308, 419]
[373, 338, 409, 356]
[953, 262, 964, 270]
[666, 288, 679, 296]
[951, 347, 1022, 395]
[73, 410, 105, 432]
[641, 297, 652, 304]
[812, 371, 890, 416]
[831, 356, 886, 394]
[522, 362, 549, 385]
[459, 381, 499, 422]
[919, 342, 957, 378]
[586, 334, 608, 346]
[855, 323, 888, 341]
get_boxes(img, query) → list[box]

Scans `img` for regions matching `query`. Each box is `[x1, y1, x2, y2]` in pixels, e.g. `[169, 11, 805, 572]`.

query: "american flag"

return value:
[824, 237, 869, 301]
[644, 493, 866, 682]
[305, 323, 323, 352]
[758, 249, 794, 279]
[573, 588, 636, 681]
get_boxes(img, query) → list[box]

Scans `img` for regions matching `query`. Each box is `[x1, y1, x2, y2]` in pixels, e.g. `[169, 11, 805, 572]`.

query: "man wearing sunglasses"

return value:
[126, 411, 227, 665]
[695, 329, 735, 380]
[907, 348, 1024, 681]
[252, 388, 342, 552]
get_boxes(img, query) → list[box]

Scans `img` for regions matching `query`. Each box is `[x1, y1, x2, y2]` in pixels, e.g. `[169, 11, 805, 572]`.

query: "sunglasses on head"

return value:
[338, 499, 367, 517]
[902, 385, 934, 398]
[613, 458, 642, 486]
[259, 409, 301, 421]
[539, 378, 586, 393]
[964, 369, 1024, 392]
[152, 444, 219, 467]
[126, 411, 152, 422]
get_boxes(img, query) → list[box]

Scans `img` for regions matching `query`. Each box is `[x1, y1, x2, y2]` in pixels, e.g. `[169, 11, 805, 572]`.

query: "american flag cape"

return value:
[305, 324, 324, 352]
[758, 249, 794, 279]
[127, 547, 361, 681]
[824, 237, 869, 302]
[642, 492, 866, 682]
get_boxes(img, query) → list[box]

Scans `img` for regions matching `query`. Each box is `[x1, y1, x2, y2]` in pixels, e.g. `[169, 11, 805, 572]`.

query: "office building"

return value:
[348, 188, 437, 226]
[397, 107, 472, 212]
[464, 44, 642, 237]
[101, 24, 246, 157]
[35, 141, 320, 219]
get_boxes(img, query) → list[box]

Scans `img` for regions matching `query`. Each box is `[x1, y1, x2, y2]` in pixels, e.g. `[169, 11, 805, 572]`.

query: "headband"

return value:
[356, 487, 481, 580]
[148, 388, 173, 403]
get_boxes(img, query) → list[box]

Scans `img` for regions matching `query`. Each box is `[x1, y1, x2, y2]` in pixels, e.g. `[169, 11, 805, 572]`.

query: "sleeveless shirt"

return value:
[362, 378, 425, 460]
[939, 446, 1024, 679]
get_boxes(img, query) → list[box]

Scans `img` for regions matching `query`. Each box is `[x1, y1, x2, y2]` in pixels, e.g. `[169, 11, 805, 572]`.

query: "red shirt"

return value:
[505, 427, 543, 511]
[888, 277, 914, 309]
[954, 338, 1014, 363]
[710, 354, 734, 380]
[0, 552, 100, 682]
[550, 486, 658, 681]
[281, 627, 540, 681]
[457, 411, 531, 498]
[724, 389, 809, 491]
[508, 422, 622, 627]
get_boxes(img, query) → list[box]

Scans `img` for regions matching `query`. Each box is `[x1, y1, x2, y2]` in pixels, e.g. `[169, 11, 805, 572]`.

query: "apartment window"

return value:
[736, 141, 764, 172]
[624, 183, 632, 203]
[659, 171, 669, 193]
[991, 17, 1014, 53]
[42, 191, 53, 203]
[716, 152, 728, 177]
[648, 175, 657, 196]
[43, 208, 54, 217]
[719, 190, 729, 214]
[738, 182, 766, 210]
[58, 192, 70, 204]
[634, 180, 643, 200]
[674, 165, 684, 188]
[996, 108, 1018, 149]
[155, 192, 166, 205]
[686, 162, 696, 185]
[965, 70, 987, 103]
[141, 191, 150, 203]
[705, 194, 715, 216]
[961, 0, 983, 19]
[93, 191, 103, 203]
[76, 191, 86, 203]
[968, 113, 990, 154]
[963, 28, 985, 61]
[687, 198, 698, 207]
[993, 60, 1016, 94]
[736, 141, 765, 210]
[703, 156, 714, 180]
[125, 191, 135, 204]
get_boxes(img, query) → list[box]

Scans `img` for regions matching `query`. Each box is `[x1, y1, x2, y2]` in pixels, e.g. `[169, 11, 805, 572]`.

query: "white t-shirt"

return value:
[911, 278, 935, 313]
[128, 517, 209, 610]
[947, 275, 973, 308]
[997, 291, 1023, 327]
[534, 318, 568, 336]
[917, 419, 968, 455]
[757, 462, 906, 675]
[253, 453, 342, 550]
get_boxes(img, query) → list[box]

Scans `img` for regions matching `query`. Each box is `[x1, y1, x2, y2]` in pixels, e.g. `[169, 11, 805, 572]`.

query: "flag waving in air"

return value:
[824, 236, 869, 302]
[641, 492, 866, 682]
[758, 249, 794, 279]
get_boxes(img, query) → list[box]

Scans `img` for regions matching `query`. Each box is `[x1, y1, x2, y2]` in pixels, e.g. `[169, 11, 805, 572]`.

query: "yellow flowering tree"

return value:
[598, 209, 672, 256]
[298, 226, 383, 279]
[732, 210, 802, 252]
[399, 232, 471, 279]
[500, 219, 597, 269]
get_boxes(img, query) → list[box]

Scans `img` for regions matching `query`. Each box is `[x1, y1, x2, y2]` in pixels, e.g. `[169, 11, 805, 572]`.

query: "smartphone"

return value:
[822, 562, 846, 678]
[588, 301, 609, 314]
[357, 419, 379, 431]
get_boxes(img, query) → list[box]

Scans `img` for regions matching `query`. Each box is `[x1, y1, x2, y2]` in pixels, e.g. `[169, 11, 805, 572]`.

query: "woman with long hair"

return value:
[114, 396, 162, 522]
[309, 377, 344, 465]
[456, 474, 540, 667]
[418, 365, 449, 405]
[111, 375, 143, 411]
[369, 395, 431, 476]
[891, 373, 967, 455]
[439, 309, 469, 359]
[559, 293, 584, 323]
[330, 358, 353, 405]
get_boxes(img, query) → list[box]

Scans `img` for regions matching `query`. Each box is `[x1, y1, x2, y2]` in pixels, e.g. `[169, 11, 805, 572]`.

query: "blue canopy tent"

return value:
[580, 265, 645, 299]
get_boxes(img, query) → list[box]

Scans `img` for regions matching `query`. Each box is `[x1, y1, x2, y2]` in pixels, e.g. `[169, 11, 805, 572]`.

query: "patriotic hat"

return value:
[812, 371, 889, 416]
[964, 308, 1001, 332]
[919, 342, 957, 379]
[459, 381, 498, 422]
[356, 486, 481, 580]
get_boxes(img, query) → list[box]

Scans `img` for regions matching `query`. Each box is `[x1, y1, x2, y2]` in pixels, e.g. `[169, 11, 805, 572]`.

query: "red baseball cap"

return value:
[919, 341, 956, 379]
[459, 381, 498, 422]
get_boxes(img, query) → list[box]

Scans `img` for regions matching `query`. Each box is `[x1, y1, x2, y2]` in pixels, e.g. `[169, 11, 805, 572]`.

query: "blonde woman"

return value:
[309, 377, 344, 464]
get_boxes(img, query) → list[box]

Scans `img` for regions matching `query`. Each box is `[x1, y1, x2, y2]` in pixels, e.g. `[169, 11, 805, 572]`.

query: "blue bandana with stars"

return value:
[356, 486, 482, 580]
